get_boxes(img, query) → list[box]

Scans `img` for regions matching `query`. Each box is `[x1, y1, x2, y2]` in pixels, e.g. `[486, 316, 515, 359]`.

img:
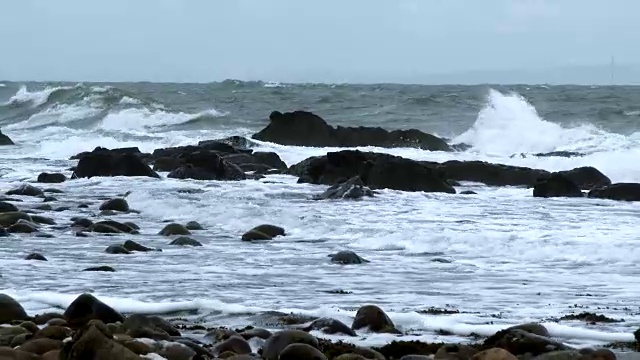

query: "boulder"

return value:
[279, 343, 328, 360]
[351, 305, 399, 333]
[6, 184, 44, 197]
[61, 320, 140, 359]
[212, 336, 252, 356]
[552, 167, 611, 189]
[73, 152, 159, 179]
[435, 160, 548, 187]
[24, 253, 47, 261]
[482, 324, 567, 356]
[165, 150, 246, 181]
[472, 348, 517, 360]
[291, 150, 455, 193]
[122, 240, 157, 252]
[313, 176, 374, 200]
[158, 223, 191, 236]
[241, 224, 285, 241]
[18, 338, 63, 355]
[0, 129, 14, 145]
[329, 250, 369, 265]
[8, 220, 39, 233]
[82, 266, 116, 272]
[533, 174, 583, 198]
[169, 237, 202, 247]
[71, 146, 145, 160]
[185, 221, 203, 230]
[434, 344, 479, 360]
[302, 317, 357, 336]
[0, 201, 18, 213]
[0, 347, 41, 360]
[588, 183, 640, 201]
[92, 220, 137, 234]
[99, 198, 129, 212]
[63, 293, 124, 327]
[0, 294, 29, 324]
[261, 329, 319, 360]
[37, 173, 67, 184]
[105, 245, 131, 255]
[34, 325, 71, 340]
[119, 314, 178, 341]
[252, 110, 452, 151]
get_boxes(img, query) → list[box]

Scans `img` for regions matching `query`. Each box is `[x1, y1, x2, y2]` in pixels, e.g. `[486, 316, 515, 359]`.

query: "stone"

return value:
[6, 184, 44, 197]
[37, 173, 67, 184]
[158, 223, 191, 236]
[99, 198, 130, 212]
[63, 294, 124, 328]
[0, 294, 29, 324]
[261, 329, 319, 360]
[169, 237, 202, 247]
[351, 305, 399, 333]
[24, 253, 47, 261]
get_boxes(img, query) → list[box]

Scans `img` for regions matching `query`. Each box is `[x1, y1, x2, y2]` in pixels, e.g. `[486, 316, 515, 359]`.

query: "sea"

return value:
[0, 80, 639, 349]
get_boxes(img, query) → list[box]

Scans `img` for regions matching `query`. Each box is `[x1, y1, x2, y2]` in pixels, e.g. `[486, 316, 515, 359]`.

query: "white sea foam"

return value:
[4, 84, 76, 107]
[119, 96, 143, 105]
[99, 108, 226, 131]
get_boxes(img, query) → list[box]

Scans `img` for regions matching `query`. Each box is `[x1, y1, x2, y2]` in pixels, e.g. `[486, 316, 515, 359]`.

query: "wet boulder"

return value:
[8, 219, 39, 233]
[169, 236, 202, 247]
[313, 176, 374, 200]
[261, 329, 320, 360]
[0, 201, 18, 213]
[253, 110, 452, 151]
[351, 305, 399, 333]
[552, 166, 611, 190]
[82, 266, 116, 272]
[435, 344, 479, 360]
[588, 183, 640, 202]
[159, 223, 191, 236]
[105, 244, 131, 255]
[472, 348, 517, 360]
[329, 250, 370, 265]
[533, 174, 583, 198]
[37, 173, 67, 184]
[185, 221, 203, 230]
[212, 336, 252, 356]
[18, 338, 63, 355]
[0, 129, 14, 145]
[73, 151, 160, 179]
[241, 224, 285, 241]
[0, 294, 30, 324]
[119, 314, 179, 341]
[166, 150, 246, 181]
[302, 317, 357, 336]
[434, 160, 548, 187]
[60, 320, 140, 359]
[24, 253, 47, 261]
[482, 324, 567, 356]
[92, 220, 138, 234]
[63, 294, 124, 328]
[6, 184, 44, 197]
[99, 198, 129, 212]
[122, 240, 157, 252]
[279, 343, 328, 360]
[291, 150, 455, 193]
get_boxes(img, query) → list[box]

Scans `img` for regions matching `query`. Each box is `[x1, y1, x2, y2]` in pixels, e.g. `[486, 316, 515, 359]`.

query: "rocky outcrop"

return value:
[60, 320, 141, 359]
[166, 150, 246, 181]
[0, 129, 14, 145]
[313, 176, 374, 200]
[551, 166, 611, 189]
[433, 161, 548, 187]
[253, 110, 452, 151]
[63, 294, 124, 328]
[588, 183, 640, 201]
[291, 150, 456, 193]
[72, 151, 160, 179]
[533, 174, 583, 198]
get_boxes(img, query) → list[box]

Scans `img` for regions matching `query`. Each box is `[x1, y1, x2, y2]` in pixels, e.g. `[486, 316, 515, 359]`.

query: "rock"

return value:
[313, 176, 375, 200]
[122, 240, 157, 252]
[120, 314, 180, 338]
[30, 215, 55, 225]
[123, 222, 140, 230]
[24, 253, 47, 261]
[204, 328, 240, 343]
[239, 328, 272, 340]
[6, 184, 44, 197]
[73, 151, 160, 179]
[37, 173, 67, 183]
[588, 183, 640, 201]
[351, 305, 399, 333]
[166, 150, 247, 181]
[279, 343, 328, 360]
[459, 190, 477, 195]
[185, 221, 203, 230]
[0, 227, 8, 237]
[241, 230, 272, 241]
[472, 348, 517, 360]
[8, 219, 39, 233]
[169, 237, 202, 247]
[0, 201, 19, 213]
[105, 244, 131, 255]
[71, 217, 94, 229]
[159, 223, 191, 236]
[0, 294, 29, 324]
[18, 338, 63, 355]
[482, 326, 567, 356]
[252, 152, 287, 170]
[158, 342, 197, 360]
[435, 160, 548, 187]
[32, 313, 64, 326]
[60, 320, 140, 359]
[247, 224, 285, 238]
[261, 329, 320, 360]
[82, 266, 116, 272]
[532, 350, 583, 360]
[0, 347, 41, 360]
[329, 250, 370, 265]
[253, 110, 452, 151]
[71, 146, 145, 160]
[63, 293, 124, 327]
[302, 317, 357, 336]
[19, 321, 39, 334]
[0, 129, 14, 145]
[533, 174, 583, 198]
[213, 336, 252, 356]
[434, 344, 479, 360]
[99, 198, 130, 212]
[89, 223, 122, 234]
[34, 325, 71, 340]
[291, 150, 455, 193]
[92, 220, 137, 234]
[552, 167, 611, 190]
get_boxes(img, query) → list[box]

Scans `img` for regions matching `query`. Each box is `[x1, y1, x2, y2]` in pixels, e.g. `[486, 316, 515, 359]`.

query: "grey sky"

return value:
[1, 0, 638, 83]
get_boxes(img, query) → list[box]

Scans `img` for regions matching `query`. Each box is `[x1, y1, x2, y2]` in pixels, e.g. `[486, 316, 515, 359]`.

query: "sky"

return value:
[1, 0, 639, 84]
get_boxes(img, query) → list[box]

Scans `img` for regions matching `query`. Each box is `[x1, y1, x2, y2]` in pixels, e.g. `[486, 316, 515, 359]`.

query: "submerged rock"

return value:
[241, 224, 285, 241]
[0, 201, 18, 213]
[99, 198, 130, 212]
[24, 252, 47, 261]
[302, 317, 357, 336]
[329, 250, 370, 265]
[588, 183, 640, 201]
[82, 266, 116, 272]
[253, 110, 452, 151]
[0, 129, 14, 145]
[185, 221, 204, 230]
[6, 184, 44, 197]
[159, 223, 191, 236]
[73, 150, 159, 179]
[104, 244, 131, 255]
[169, 236, 202, 247]
[313, 176, 374, 200]
[533, 174, 583, 198]
[37, 172, 67, 183]
[122, 240, 158, 252]
[166, 150, 246, 181]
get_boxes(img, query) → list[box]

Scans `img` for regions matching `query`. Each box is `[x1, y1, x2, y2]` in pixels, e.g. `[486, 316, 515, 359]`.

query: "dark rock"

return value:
[30, 215, 55, 225]
[167, 151, 246, 181]
[0, 130, 14, 145]
[279, 343, 327, 360]
[459, 190, 477, 195]
[60, 320, 139, 359]
[253, 110, 452, 151]
[250, 224, 285, 238]
[32, 313, 64, 326]
[434, 344, 478, 360]
[37, 173, 66, 184]
[6, 184, 44, 197]
[201, 136, 255, 151]
[329, 250, 370, 265]
[372, 341, 442, 359]
[99, 198, 129, 212]
[73, 151, 160, 179]
[435, 160, 547, 187]
[0, 348, 41, 360]
[0, 201, 19, 213]
[185, 221, 203, 230]
[302, 317, 357, 336]
[71, 146, 144, 160]
[71, 217, 93, 229]
[19, 321, 39, 334]
[0, 226, 8, 237]
[239, 328, 272, 340]
[42, 196, 57, 202]
[157, 342, 197, 360]
[122, 240, 157, 252]
[261, 329, 320, 360]
[90, 223, 122, 234]
[351, 305, 399, 333]
[252, 152, 287, 170]
[169, 237, 202, 247]
[92, 220, 137, 234]
[34, 325, 71, 341]
[0, 294, 29, 324]
[105, 245, 131, 255]
[82, 266, 116, 272]
[18, 338, 63, 355]
[313, 176, 374, 200]
[213, 336, 252, 356]
[63, 294, 124, 328]
[24, 253, 47, 261]
[588, 183, 640, 202]
[472, 348, 517, 360]
[159, 223, 191, 236]
[8, 220, 39, 233]
[482, 325, 567, 356]
[290, 150, 455, 193]
[533, 174, 584, 198]
[119, 314, 179, 341]
[533, 151, 585, 158]
[552, 167, 611, 190]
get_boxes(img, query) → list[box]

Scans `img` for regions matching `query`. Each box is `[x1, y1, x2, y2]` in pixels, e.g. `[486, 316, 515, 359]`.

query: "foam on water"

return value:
[4, 84, 76, 107]
[99, 108, 226, 132]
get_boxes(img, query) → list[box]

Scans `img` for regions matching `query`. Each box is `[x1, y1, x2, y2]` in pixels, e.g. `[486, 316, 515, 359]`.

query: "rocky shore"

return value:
[0, 110, 639, 359]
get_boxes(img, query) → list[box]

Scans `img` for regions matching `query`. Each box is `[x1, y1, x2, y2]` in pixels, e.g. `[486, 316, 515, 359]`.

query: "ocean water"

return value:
[0, 81, 639, 348]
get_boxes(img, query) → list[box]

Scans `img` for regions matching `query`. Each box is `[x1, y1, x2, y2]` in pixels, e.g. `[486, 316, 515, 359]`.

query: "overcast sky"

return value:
[1, 0, 638, 83]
